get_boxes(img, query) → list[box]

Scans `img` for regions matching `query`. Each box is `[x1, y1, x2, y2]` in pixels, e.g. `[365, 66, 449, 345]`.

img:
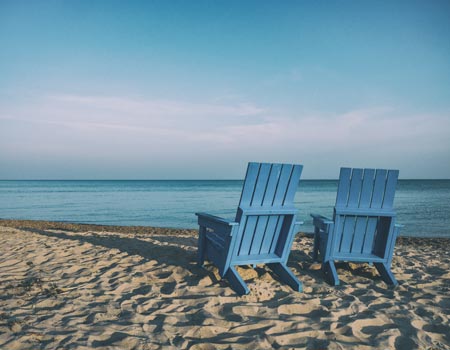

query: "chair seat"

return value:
[318, 231, 385, 262]
[332, 252, 385, 262]
[234, 252, 282, 264]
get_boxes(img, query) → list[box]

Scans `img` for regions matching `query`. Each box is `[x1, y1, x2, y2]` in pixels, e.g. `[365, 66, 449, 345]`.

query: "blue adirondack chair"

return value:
[196, 162, 304, 295]
[311, 168, 403, 286]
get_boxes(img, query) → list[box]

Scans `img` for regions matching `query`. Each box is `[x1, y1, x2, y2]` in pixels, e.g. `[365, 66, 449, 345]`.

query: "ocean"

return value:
[0, 180, 449, 237]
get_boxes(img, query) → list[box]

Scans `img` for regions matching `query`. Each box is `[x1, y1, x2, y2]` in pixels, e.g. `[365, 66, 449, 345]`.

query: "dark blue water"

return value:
[0, 180, 449, 237]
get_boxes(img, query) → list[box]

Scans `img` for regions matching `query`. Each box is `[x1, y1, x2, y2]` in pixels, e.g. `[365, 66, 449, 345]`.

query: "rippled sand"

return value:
[0, 221, 449, 349]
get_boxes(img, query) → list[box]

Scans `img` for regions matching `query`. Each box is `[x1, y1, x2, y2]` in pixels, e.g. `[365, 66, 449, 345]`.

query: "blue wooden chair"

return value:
[196, 162, 304, 295]
[311, 168, 403, 286]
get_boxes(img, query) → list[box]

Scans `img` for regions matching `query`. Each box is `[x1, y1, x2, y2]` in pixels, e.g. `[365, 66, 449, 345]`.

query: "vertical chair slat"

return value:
[340, 215, 356, 253]
[250, 215, 269, 255]
[371, 169, 387, 208]
[260, 216, 279, 254]
[336, 168, 352, 207]
[262, 163, 282, 207]
[331, 215, 345, 256]
[283, 164, 303, 205]
[359, 169, 375, 208]
[364, 169, 388, 253]
[269, 216, 284, 254]
[238, 216, 257, 256]
[351, 216, 368, 253]
[273, 164, 294, 206]
[347, 168, 363, 207]
[362, 216, 378, 254]
[238, 162, 261, 208]
[352, 169, 374, 253]
[382, 170, 399, 209]
[340, 169, 363, 252]
[251, 163, 272, 206]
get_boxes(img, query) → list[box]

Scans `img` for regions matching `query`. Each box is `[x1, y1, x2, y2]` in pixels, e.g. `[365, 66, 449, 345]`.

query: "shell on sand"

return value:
[0, 223, 449, 350]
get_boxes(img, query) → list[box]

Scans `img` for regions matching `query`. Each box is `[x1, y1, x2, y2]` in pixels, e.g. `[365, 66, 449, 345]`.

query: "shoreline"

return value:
[1, 218, 449, 245]
[0, 218, 197, 236]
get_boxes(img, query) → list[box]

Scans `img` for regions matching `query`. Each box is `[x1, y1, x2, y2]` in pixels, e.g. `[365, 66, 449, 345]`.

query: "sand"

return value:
[0, 220, 449, 350]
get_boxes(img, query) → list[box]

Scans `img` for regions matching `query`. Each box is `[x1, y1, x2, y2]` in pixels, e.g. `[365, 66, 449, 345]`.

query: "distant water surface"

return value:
[1, 180, 449, 237]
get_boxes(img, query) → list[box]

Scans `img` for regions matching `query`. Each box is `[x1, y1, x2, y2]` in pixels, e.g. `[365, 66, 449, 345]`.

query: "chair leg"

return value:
[312, 228, 320, 262]
[323, 260, 339, 286]
[197, 227, 207, 266]
[374, 262, 398, 286]
[267, 263, 302, 292]
[225, 266, 250, 295]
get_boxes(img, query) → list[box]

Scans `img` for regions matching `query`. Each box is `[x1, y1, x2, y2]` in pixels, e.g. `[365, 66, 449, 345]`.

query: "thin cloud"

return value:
[2, 94, 449, 178]
[49, 94, 266, 118]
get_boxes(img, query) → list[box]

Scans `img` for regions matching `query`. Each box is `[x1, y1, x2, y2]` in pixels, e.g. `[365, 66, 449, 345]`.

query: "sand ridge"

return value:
[0, 224, 449, 349]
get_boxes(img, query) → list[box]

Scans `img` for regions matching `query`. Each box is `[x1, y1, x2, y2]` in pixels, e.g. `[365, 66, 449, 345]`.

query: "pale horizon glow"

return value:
[1, 1, 449, 179]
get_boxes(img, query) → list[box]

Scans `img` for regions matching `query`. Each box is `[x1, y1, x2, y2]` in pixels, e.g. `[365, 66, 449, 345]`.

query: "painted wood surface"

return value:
[196, 162, 303, 295]
[311, 167, 402, 286]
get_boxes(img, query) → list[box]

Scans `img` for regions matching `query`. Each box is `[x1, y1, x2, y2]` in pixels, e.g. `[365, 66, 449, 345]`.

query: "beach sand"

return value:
[0, 220, 449, 350]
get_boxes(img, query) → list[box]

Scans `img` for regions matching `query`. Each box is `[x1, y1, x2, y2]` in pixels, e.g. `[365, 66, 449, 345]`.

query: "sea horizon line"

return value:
[1, 178, 450, 181]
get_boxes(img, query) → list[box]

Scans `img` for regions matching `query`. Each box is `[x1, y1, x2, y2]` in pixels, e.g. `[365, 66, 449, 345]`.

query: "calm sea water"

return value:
[0, 180, 449, 237]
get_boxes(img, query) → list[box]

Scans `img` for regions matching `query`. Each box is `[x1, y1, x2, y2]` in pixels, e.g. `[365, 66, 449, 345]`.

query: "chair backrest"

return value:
[332, 168, 399, 257]
[232, 162, 303, 260]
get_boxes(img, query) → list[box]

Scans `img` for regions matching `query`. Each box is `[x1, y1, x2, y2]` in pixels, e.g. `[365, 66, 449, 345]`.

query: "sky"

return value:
[1, 1, 449, 179]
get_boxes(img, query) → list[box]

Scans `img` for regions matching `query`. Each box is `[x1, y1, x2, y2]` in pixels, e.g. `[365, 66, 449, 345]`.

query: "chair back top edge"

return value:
[236, 162, 303, 221]
[335, 167, 399, 212]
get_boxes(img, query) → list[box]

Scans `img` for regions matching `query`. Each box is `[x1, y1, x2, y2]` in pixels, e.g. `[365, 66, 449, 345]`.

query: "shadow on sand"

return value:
[25, 227, 322, 293]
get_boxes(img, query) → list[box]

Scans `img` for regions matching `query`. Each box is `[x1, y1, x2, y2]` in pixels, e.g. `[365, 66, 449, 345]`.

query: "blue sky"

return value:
[1, 1, 449, 179]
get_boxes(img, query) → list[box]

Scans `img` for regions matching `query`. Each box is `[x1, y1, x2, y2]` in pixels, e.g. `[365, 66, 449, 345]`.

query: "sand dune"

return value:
[0, 222, 449, 349]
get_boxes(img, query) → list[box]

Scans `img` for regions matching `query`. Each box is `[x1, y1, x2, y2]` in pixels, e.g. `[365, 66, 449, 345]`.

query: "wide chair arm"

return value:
[195, 212, 239, 237]
[310, 213, 334, 232]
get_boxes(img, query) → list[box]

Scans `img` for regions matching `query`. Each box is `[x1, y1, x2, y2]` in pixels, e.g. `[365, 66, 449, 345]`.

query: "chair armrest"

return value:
[195, 212, 238, 226]
[394, 223, 405, 228]
[295, 221, 304, 226]
[310, 214, 333, 224]
[196, 212, 239, 237]
[310, 213, 334, 232]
